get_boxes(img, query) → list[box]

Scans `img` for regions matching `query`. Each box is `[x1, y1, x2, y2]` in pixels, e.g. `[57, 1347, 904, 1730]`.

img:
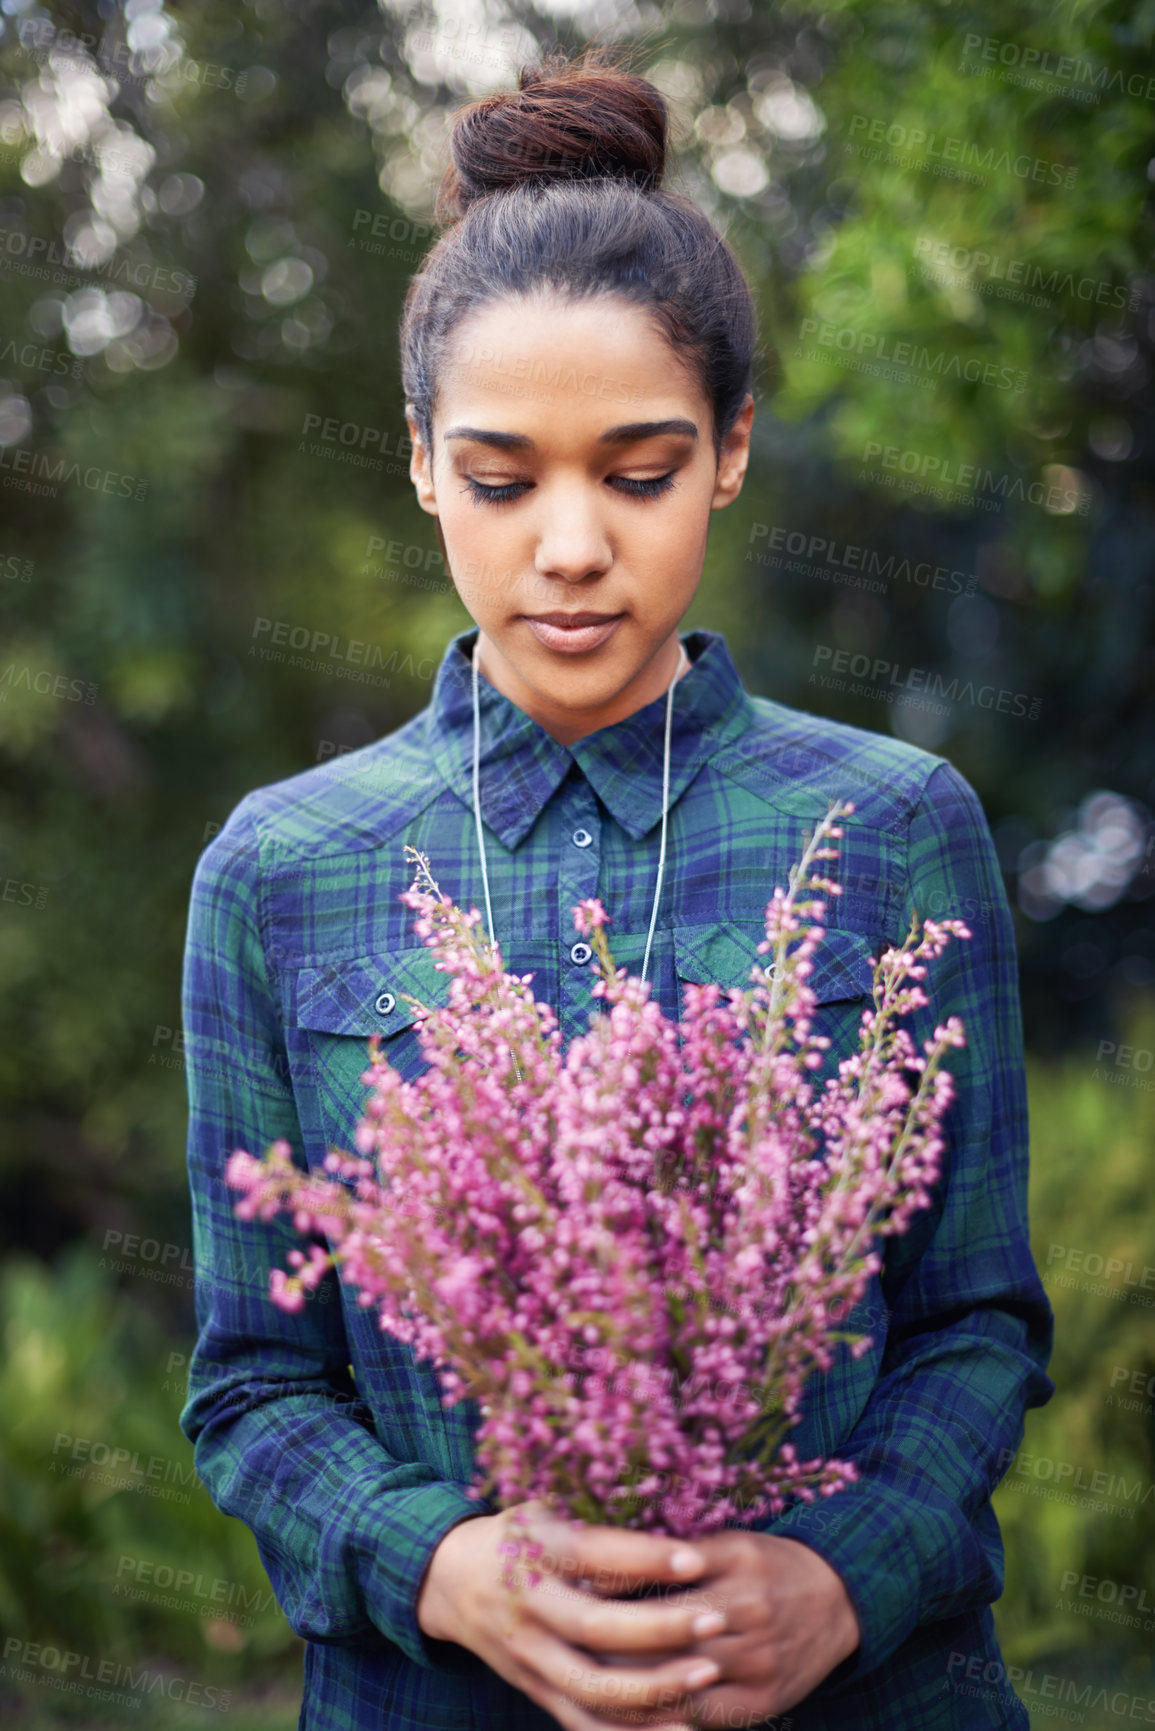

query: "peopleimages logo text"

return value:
[960, 33, 1155, 103]
[912, 236, 1140, 311]
[811, 647, 1041, 719]
[797, 318, 1026, 392]
[861, 442, 1092, 514]
[846, 115, 1077, 187]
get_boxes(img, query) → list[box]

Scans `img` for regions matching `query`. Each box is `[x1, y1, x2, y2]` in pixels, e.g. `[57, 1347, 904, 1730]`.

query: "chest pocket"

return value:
[674, 921, 876, 1075]
[295, 927, 877, 1159]
[294, 945, 451, 1163]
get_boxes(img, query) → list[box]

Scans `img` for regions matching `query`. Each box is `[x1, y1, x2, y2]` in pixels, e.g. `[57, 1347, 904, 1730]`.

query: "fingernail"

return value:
[685, 1659, 720, 1688]
[692, 1609, 726, 1637]
[670, 1547, 705, 1574]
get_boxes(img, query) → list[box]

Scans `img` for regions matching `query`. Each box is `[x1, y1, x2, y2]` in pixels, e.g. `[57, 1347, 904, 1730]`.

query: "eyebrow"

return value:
[441, 419, 699, 451]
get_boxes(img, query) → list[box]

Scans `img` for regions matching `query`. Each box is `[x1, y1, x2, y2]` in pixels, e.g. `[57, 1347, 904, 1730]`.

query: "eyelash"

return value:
[463, 472, 677, 507]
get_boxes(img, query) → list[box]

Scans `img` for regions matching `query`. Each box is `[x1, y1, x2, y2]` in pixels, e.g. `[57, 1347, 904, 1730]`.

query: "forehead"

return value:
[435, 291, 708, 442]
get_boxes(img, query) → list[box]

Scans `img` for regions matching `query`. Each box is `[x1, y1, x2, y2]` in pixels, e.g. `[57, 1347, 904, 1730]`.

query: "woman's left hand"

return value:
[665, 1530, 861, 1727]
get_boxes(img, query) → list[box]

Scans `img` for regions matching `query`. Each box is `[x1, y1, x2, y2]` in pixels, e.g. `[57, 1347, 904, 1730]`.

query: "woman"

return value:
[180, 48, 1054, 1731]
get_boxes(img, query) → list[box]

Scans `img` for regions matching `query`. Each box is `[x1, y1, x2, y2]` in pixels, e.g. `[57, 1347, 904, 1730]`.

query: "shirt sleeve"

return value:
[758, 759, 1055, 1680]
[178, 794, 490, 1666]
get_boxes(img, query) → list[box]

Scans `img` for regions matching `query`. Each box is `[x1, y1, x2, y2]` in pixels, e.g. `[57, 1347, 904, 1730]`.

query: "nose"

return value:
[532, 481, 613, 585]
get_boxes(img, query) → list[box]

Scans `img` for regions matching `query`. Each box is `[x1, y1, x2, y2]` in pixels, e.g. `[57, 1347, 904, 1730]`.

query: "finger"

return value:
[484, 1592, 693, 1731]
[532, 1660, 698, 1731]
[542, 1682, 698, 1731]
[688, 1687, 783, 1730]
[522, 1512, 710, 1595]
[532, 1575, 729, 1654]
[513, 1620, 721, 1719]
[549, 1699, 696, 1731]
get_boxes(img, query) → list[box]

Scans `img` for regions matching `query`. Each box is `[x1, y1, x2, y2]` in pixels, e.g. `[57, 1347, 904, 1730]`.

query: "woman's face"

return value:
[406, 292, 752, 744]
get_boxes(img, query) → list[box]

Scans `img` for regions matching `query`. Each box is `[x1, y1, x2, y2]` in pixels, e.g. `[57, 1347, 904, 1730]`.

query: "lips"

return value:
[522, 613, 625, 654]
[524, 613, 623, 627]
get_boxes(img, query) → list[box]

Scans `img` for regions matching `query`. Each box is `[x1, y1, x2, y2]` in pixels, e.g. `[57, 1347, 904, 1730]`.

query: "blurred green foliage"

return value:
[992, 999, 1155, 1724]
[0, 1247, 301, 1721]
[995, 1012, 1155, 1607]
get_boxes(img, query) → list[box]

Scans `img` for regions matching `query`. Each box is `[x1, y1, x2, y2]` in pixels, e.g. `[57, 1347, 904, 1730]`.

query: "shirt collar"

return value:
[426, 625, 754, 848]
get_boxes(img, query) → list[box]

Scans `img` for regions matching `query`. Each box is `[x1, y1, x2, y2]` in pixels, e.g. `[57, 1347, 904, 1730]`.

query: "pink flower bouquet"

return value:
[227, 801, 969, 1540]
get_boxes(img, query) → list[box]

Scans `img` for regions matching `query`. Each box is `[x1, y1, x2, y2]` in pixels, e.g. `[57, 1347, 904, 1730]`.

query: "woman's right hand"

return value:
[416, 1501, 729, 1731]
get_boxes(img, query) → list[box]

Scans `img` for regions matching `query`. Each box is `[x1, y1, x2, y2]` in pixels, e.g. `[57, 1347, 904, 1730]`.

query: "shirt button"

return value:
[374, 991, 396, 1015]
[569, 941, 593, 965]
[572, 828, 593, 848]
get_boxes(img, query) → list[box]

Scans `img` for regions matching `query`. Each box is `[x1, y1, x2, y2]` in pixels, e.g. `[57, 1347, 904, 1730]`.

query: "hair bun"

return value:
[437, 50, 668, 221]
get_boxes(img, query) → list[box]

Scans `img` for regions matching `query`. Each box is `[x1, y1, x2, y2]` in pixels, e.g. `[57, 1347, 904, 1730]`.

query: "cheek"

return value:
[626, 502, 708, 580]
[641, 474, 713, 547]
[438, 499, 511, 578]
[658, 502, 704, 550]
[442, 522, 528, 614]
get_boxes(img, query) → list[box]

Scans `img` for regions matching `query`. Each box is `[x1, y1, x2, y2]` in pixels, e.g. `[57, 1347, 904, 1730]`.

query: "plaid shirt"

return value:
[180, 624, 1054, 1731]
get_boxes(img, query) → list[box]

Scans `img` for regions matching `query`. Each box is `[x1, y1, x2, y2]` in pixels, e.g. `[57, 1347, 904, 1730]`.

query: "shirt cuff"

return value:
[356, 1479, 497, 1671]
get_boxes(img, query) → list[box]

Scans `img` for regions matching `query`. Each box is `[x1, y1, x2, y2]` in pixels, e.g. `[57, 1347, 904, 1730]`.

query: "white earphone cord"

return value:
[471, 638, 687, 986]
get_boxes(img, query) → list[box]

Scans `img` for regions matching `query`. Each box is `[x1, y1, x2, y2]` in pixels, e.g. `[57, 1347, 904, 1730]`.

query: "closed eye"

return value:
[463, 471, 677, 507]
[463, 477, 528, 506]
[612, 472, 676, 499]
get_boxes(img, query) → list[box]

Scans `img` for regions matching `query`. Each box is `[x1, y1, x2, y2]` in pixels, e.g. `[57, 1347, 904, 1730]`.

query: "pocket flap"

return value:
[296, 944, 451, 1037]
[674, 923, 875, 1004]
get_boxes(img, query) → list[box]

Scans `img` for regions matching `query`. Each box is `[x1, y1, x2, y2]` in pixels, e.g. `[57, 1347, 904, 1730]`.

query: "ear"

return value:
[710, 393, 754, 511]
[405, 404, 438, 516]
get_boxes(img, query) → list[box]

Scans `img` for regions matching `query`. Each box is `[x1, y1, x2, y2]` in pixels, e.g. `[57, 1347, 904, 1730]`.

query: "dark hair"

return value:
[400, 47, 756, 461]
